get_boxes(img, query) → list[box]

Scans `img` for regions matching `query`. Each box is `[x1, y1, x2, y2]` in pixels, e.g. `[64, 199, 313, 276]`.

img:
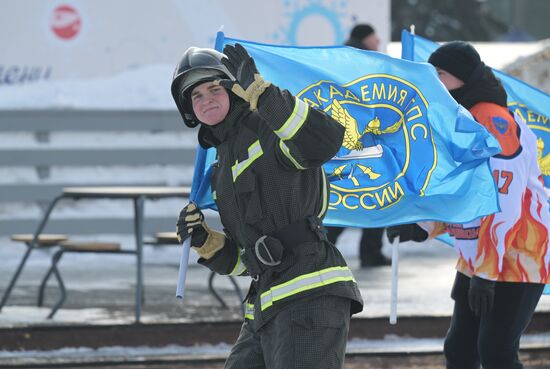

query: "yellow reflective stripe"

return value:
[232, 140, 263, 182]
[260, 266, 355, 311]
[275, 97, 309, 140]
[279, 140, 306, 170]
[318, 167, 328, 218]
[229, 248, 247, 276]
[244, 303, 255, 320]
[212, 191, 217, 201]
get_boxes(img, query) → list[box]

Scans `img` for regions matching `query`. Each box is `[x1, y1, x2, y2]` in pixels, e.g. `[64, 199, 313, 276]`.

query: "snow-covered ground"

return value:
[1, 228, 549, 365]
[1, 329, 549, 366]
[1, 229, 548, 325]
[0, 64, 175, 110]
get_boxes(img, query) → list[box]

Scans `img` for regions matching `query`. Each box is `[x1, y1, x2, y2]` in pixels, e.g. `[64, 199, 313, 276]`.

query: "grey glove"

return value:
[216, 43, 271, 111]
[468, 275, 496, 316]
[386, 223, 428, 243]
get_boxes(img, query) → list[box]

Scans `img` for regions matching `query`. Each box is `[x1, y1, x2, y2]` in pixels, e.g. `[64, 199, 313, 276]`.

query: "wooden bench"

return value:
[6, 235, 137, 319]
[39, 240, 131, 319]
[0, 234, 70, 312]
[10, 234, 69, 246]
[35, 233, 243, 319]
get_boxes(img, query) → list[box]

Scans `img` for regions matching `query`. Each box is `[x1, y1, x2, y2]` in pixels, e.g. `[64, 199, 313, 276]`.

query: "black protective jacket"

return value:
[198, 85, 363, 330]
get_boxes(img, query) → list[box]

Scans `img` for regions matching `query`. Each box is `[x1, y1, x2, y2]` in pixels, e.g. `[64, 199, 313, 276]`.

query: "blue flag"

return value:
[402, 29, 550, 294]
[190, 32, 501, 228]
[402, 29, 550, 189]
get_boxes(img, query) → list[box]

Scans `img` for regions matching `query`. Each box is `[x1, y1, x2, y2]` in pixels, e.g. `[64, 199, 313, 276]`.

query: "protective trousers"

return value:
[444, 272, 544, 369]
[224, 295, 351, 369]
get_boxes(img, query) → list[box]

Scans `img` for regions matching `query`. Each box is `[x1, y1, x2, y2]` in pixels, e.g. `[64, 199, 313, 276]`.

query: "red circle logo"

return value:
[50, 5, 81, 40]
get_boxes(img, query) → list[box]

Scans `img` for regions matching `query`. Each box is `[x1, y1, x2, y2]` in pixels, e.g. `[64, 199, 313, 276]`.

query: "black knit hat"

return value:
[428, 41, 482, 82]
[350, 24, 375, 40]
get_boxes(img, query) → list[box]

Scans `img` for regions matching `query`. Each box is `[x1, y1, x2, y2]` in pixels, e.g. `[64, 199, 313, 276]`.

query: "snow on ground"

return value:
[0, 131, 198, 149]
[1, 333, 549, 363]
[0, 64, 175, 110]
[0, 343, 232, 362]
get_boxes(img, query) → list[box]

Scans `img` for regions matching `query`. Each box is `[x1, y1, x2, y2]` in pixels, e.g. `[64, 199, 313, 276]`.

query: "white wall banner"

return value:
[1, 0, 390, 84]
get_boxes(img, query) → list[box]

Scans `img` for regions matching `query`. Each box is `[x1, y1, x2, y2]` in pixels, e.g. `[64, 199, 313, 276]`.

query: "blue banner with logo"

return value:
[402, 29, 550, 189]
[190, 32, 501, 228]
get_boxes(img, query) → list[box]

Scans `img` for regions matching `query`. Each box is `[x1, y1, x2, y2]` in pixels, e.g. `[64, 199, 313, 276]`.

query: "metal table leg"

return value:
[133, 196, 145, 324]
[37, 252, 56, 307]
[208, 272, 245, 315]
[0, 246, 33, 311]
[47, 249, 67, 319]
[0, 195, 63, 312]
[208, 271, 228, 309]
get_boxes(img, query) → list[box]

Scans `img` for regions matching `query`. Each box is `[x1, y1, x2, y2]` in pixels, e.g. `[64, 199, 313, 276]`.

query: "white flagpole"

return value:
[389, 235, 400, 324]
[176, 238, 191, 298]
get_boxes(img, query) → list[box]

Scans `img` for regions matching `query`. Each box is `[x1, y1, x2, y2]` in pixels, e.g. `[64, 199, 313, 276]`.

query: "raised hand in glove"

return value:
[176, 202, 225, 259]
[468, 275, 496, 316]
[215, 43, 271, 111]
[386, 223, 428, 243]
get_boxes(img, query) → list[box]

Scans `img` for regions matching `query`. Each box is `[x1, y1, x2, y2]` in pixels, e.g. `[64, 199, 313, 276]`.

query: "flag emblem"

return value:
[298, 74, 436, 212]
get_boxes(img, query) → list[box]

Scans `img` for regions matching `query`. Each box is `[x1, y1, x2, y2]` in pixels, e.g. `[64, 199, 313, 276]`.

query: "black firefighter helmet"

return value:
[171, 47, 235, 128]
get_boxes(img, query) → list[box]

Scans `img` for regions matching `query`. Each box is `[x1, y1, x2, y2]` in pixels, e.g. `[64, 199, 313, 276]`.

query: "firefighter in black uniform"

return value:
[171, 44, 363, 369]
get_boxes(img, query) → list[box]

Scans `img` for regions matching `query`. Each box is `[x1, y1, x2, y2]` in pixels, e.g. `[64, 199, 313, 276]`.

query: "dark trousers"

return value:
[444, 272, 544, 369]
[326, 226, 385, 265]
[224, 295, 351, 369]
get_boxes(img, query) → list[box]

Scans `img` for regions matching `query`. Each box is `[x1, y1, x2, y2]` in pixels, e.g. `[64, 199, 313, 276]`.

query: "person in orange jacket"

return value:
[388, 41, 549, 369]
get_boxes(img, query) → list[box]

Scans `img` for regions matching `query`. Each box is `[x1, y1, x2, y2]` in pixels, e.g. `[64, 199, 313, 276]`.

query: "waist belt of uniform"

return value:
[240, 216, 328, 279]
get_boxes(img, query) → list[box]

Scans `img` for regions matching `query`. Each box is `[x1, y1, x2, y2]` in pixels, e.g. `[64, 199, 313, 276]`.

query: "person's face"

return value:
[436, 68, 465, 91]
[191, 81, 230, 126]
[362, 34, 380, 51]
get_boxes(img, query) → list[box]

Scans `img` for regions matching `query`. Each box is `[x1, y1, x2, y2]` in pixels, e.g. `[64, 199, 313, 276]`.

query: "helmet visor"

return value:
[178, 69, 227, 97]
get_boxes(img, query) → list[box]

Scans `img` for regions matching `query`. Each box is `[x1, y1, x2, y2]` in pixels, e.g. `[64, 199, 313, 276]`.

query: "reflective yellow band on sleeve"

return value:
[275, 97, 309, 141]
[279, 140, 306, 170]
[260, 266, 355, 311]
[232, 140, 263, 182]
[229, 248, 247, 276]
[318, 167, 328, 218]
[244, 303, 255, 320]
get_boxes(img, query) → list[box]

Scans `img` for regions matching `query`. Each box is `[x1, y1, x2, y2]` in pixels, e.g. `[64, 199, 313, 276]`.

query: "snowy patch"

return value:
[0, 64, 176, 110]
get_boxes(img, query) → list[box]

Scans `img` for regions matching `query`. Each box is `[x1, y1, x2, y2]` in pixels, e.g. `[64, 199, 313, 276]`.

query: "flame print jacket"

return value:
[421, 102, 549, 283]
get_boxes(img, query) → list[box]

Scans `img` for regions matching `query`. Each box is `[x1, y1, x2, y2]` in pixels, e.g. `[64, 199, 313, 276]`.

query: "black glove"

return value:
[216, 43, 271, 110]
[386, 223, 428, 243]
[176, 202, 208, 247]
[176, 202, 226, 260]
[468, 275, 496, 316]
